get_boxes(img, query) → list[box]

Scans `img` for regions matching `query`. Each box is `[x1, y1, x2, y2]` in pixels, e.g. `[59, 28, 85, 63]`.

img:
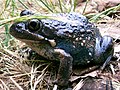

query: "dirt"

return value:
[0, 0, 120, 90]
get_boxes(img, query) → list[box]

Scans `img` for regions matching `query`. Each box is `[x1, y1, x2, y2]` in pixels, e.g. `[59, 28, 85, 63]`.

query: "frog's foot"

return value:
[100, 55, 112, 71]
[54, 49, 73, 87]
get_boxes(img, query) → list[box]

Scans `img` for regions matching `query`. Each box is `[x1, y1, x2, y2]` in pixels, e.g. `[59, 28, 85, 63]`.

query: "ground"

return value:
[0, 0, 120, 90]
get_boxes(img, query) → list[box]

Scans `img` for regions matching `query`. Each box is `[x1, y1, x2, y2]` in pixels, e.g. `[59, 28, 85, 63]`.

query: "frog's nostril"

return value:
[16, 23, 24, 29]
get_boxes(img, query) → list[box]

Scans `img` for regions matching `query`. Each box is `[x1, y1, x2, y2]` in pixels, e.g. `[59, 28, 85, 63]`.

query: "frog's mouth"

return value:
[10, 23, 56, 47]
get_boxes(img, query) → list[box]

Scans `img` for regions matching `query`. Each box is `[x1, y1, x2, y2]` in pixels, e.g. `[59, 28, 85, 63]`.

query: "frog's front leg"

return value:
[54, 49, 73, 87]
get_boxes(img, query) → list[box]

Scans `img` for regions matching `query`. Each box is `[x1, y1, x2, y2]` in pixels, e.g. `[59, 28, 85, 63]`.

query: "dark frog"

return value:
[10, 10, 114, 87]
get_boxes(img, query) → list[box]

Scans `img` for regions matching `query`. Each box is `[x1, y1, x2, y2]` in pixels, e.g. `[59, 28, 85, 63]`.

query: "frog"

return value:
[10, 10, 114, 87]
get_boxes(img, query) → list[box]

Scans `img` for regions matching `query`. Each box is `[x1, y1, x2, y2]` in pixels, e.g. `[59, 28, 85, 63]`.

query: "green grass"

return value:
[0, 0, 120, 90]
[89, 4, 120, 22]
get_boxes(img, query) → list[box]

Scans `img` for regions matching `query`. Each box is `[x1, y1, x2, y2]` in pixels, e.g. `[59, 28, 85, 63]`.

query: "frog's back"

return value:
[41, 13, 101, 38]
[41, 13, 102, 66]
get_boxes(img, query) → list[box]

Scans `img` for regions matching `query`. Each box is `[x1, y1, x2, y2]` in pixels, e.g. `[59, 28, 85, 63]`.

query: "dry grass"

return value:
[0, 0, 120, 90]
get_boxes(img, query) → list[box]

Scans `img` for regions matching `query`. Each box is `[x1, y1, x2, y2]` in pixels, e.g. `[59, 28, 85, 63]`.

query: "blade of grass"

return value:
[62, 0, 71, 13]
[2, 24, 12, 47]
[10, 77, 23, 90]
[0, 14, 80, 26]
[33, 65, 49, 90]
[70, 0, 77, 12]
[42, 0, 53, 10]
[89, 4, 120, 22]
[5, 0, 12, 8]
[58, 0, 63, 13]
[82, 0, 89, 14]
[0, 15, 58, 26]
[0, 0, 11, 16]
[11, 0, 15, 16]
[0, 79, 10, 90]
[11, 0, 18, 16]
[57, 0, 71, 13]
[18, 0, 29, 9]
[34, 0, 56, 12]
[0, 16, 20, 26]
[38, 0, 53, 12]
[45, 0, 58, 13]
[30, 64, 49, 90]
[1, 15, 56, 26]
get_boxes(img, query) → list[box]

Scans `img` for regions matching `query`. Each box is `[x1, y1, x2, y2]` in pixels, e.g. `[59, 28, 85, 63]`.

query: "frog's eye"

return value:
[28, 19, 42, 32]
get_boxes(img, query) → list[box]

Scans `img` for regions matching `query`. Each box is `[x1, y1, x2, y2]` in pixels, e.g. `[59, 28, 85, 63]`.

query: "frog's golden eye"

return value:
[28, 19, 42, 32]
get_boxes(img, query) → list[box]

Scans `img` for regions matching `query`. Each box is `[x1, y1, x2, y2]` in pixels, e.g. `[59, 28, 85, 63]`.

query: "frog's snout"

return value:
[10, 22, 26, 37]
